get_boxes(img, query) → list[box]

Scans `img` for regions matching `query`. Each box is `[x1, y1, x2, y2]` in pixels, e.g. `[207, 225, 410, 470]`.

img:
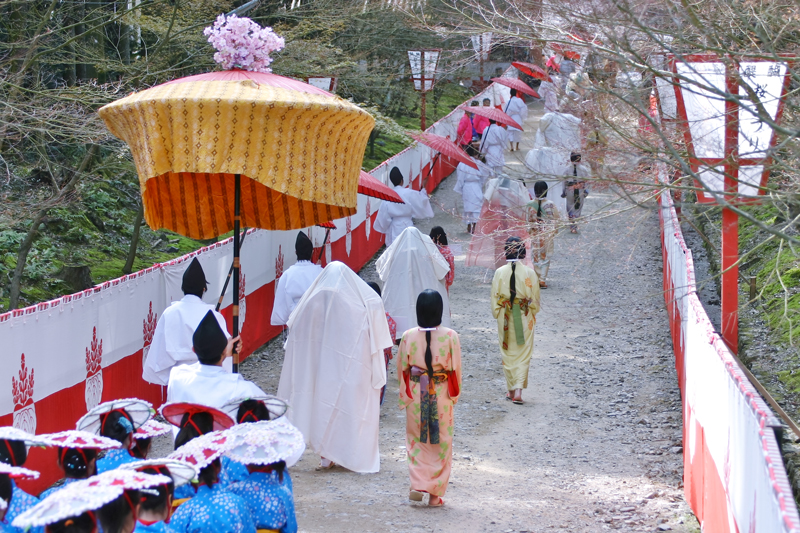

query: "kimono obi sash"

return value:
[496, 297, 534, 348]
[407, 366, 453, 445]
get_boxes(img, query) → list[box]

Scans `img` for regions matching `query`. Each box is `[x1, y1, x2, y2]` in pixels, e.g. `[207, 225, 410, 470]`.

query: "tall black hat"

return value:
[389, 167, 404, 187]
[192, 311, 228, 364]
[295, 232, 313, 261]
[181, 258, 208, 296]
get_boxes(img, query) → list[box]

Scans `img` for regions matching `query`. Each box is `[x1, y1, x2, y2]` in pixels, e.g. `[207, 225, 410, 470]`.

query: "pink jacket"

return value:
[457, 114, 474, 146]
[473, 114, 490, 134]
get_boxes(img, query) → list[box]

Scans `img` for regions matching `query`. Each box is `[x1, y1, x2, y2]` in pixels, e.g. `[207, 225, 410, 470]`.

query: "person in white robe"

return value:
[466, 175, 531, 269]
[504, 89, 528, 151]
[143, 257, 232, 386]
[167, 310, 265, 413]
[373, 167, 434, 247]
[479, 120, 507, 173]
[270, 232, 323, 326]
[524, 145, 572, 216]
[278, 261, 393, 473]
[538, 80, 559, 113]
[376, 226, 451, 338]
[453, 157, 491, 234]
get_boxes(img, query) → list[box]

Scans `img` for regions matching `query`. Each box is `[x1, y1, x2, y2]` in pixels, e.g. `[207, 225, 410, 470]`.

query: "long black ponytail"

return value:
[505, 237, 526, 305]
[416, 290, 444, 380]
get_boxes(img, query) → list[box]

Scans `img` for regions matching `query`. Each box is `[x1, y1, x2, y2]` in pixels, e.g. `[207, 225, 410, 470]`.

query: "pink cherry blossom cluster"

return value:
[203, 14, 285, 73]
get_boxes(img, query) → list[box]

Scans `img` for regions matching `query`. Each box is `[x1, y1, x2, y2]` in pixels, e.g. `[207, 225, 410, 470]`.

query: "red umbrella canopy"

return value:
[359, 171, 404, 203]
[564, 51, 581, 61]
[317, 221, 337, 229]
[408, 132, 478, 170]
[511, 62, 552, 83]
[458, 104, 523, 130]
[490, 77, 540, 98]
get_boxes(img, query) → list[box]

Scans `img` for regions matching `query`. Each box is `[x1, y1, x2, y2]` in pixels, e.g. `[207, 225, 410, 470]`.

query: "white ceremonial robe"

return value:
[479, 123, 507, 170]
[504, 96, 528, 143]
[278, 261, 392, 473]
[453, 161, 487, 224]
[167, 362, 266, 410]
[142, 295, 232, 386]
[373, 185, 434, 246]
[376, 227, 451, 338]
[270, 260, 323, 326]
[533, 112, 582, 152]
[539, 81, 559, 113]
[524, 146, 573, 215]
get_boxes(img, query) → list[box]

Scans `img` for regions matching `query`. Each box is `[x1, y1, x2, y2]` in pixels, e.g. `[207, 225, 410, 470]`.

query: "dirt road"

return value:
[153, 102, 699, 532]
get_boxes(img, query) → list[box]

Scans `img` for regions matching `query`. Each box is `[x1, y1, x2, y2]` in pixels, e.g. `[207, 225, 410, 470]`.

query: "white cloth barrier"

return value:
[658, 176, 800, 532]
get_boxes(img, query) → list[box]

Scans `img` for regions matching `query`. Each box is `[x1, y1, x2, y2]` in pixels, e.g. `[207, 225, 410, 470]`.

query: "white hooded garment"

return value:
[525, 146, 572, 215]
[373, 186, 434, 246]
[453, 159, 491, 223]
[376, 227, 451, 338]
[533, 112, 581, 152]
[278, 261, 392, 473]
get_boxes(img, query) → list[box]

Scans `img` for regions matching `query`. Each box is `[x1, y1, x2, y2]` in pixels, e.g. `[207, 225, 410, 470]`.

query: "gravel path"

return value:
[152, 102, 700, 532]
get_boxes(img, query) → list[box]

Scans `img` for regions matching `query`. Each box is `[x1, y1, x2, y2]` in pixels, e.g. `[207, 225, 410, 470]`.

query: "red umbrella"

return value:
[409, 131, 479, 191]
[408, 132, 478, 169]
[490, 77, 540, 98]
[564, 51, 581, 61]
[458, 104, 523, 130]
[317, 221, 337, 229]
[359, 171, 404, 203]
[511, 62, 552, 83]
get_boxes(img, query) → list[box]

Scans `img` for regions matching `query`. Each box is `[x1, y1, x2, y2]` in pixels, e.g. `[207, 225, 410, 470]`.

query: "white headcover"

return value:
[224, 419, 305, 468]
[376, 227, 451, 337]
[119, 459, 197, 487]
[0, 427, 49, 446]
[533, 112, 581, 152]
[12, 470, 170, 528]
[279, 261, 392, 473]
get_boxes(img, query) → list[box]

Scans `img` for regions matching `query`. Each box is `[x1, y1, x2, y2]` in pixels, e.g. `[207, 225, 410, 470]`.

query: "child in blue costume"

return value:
[168, 433, 255, 533]
[121, 459, 196, 532]
[0, 429, 46, 533]
[160, 403, 235, 501]
[224, 420, 303, 533]
[0, 462, 40, 533]
[76, 399, 154, 475]
[38, 430, 120, 500]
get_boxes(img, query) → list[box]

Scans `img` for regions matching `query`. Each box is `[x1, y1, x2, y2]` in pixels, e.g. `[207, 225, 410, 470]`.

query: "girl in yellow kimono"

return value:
[491, 237, 541, 404]
[397, 289, 462, 507]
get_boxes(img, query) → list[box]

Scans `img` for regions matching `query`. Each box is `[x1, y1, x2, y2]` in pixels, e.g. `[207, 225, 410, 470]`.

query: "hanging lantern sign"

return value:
[408, 49, 441, 92]
[670, 54, 793, 204]
[470, 32, 493, 62]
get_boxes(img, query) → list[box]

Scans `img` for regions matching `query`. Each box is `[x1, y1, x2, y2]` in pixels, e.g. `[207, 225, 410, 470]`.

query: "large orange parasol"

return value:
[99, 68, 374, 371]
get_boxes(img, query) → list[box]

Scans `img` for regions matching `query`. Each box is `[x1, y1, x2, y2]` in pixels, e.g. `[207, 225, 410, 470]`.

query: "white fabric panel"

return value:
[676, 62, 727, 159]
[656, 76, 678, 120]
[738, 62, 786, 159]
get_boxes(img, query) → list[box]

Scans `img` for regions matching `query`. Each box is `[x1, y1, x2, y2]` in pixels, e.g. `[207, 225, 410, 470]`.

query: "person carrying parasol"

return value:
[373, 167, 434, 247]
[504, 89, 529, 152]
[142, 258, 232, 386]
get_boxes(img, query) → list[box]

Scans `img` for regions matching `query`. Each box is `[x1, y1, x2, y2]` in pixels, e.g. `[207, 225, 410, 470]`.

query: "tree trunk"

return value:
[123, 202, 144, 274]
[8, 209, 48, 310]
[9, 144, 98, 310]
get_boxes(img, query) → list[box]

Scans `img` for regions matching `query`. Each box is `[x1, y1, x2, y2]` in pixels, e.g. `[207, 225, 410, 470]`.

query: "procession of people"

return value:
[0, 40, 601, 530]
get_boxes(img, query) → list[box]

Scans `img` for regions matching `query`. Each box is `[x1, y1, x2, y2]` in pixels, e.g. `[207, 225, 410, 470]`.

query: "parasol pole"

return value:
[315, 228, 331, 265]
[215, 227, 249, 312]
[232, 174, 241, 373]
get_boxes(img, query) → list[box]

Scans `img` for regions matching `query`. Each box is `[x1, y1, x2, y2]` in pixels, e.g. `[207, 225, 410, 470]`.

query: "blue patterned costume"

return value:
[168, 484, 255, 533]
[6, 483, 42, 533]
[96, 448, 137, 473]
[173, 483, 195, 500]
[38, 477, 81, 500]
[226, 472, 296, 533]
[219, 458, 249, 487]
